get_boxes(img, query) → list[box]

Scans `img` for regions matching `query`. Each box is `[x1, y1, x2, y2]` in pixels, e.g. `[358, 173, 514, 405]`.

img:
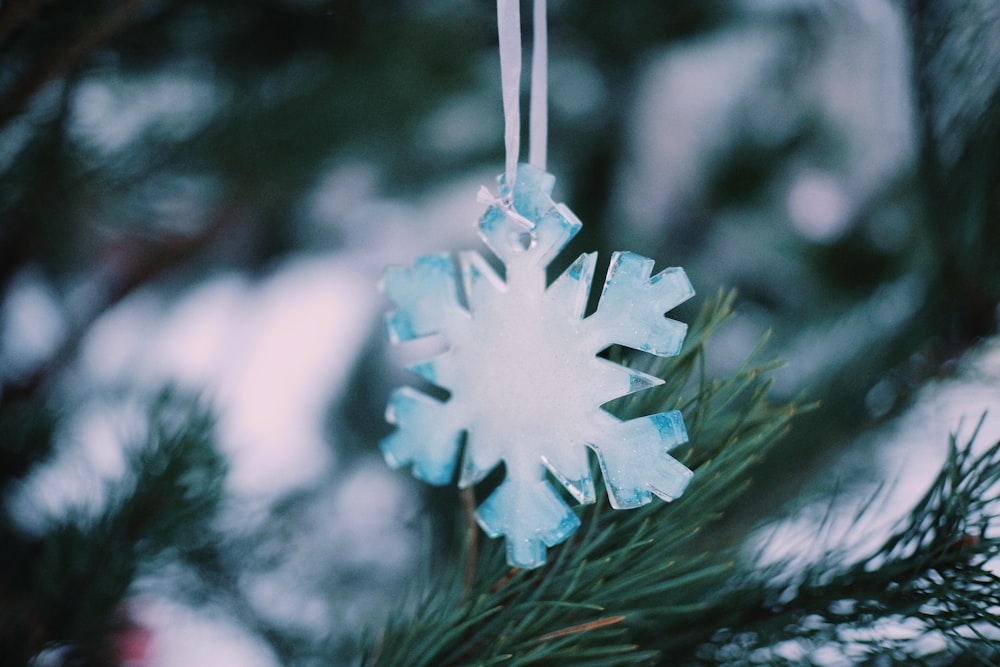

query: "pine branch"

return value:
[692, 419, 1000, 665]
[362, 291, 999, 666]
[0, 389, 227, 665]
[0, 398, 57, 483]
[362, 290, 804, 666]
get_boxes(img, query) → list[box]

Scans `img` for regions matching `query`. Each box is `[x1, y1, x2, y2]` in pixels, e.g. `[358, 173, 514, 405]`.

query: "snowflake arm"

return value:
[586, 251, 694, 356]
[590, 411, 692, 510]
[380, 163, 695, 569]
[381, 387, 463, 486]
[382, 254, 466, 345]
[476, 478, 581, 570]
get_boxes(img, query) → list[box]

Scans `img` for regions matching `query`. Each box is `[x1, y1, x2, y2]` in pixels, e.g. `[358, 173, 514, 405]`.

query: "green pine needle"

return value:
[362, 291, 999, 666]
[0, 388, 227, 665]
[362, 290, 803, 666]
[694, 417, 1000, 665]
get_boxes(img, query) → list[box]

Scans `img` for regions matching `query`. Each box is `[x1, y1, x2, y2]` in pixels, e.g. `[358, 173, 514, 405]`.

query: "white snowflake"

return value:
[381, 164, 695, 569]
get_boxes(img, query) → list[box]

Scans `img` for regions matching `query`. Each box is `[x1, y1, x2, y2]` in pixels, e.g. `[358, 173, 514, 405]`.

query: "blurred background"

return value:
[0, 0, 998, 664]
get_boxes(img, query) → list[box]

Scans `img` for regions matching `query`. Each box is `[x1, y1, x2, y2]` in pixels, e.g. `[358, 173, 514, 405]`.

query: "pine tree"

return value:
[1, 1, 998, 665]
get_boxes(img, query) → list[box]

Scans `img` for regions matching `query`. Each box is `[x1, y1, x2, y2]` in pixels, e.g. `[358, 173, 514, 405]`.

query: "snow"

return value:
[753, 337, 1000, 573]
[0, 269, 66, 383]
[24, 164, 481, 660]
[138, 599, 280, 667]
[617, 27, 785, 240]
[786, 170, 853, 243]
[71, 71, 219, 157]
[77, 255, 376, 497]
[4, 0, 987, 659]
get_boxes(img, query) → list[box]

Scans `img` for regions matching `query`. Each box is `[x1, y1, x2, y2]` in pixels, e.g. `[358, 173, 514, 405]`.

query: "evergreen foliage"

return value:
[362, 293, 999, 665]
[0, 1, 997, 665]
[692, 419, 1000, 666]
[0, 391, 226, 665]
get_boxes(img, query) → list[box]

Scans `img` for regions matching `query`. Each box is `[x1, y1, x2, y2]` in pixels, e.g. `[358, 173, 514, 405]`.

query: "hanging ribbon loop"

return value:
[496, 0, 547, 196]
[497, 0, 522, 193]
[529, 0, 547, 171]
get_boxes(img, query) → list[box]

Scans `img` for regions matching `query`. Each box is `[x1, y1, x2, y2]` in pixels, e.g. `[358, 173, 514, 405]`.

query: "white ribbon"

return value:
[496, 0, 547, 195]
[529, 0, 547, 172]
[497, 0, 522, 192]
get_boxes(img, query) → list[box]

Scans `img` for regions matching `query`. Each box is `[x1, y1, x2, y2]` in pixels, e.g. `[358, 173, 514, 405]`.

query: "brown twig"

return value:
[461, 486, 479, 596]
[0, 0, 53, 45]
[489, 566, 520, 593]
[532, 615, 627, 644]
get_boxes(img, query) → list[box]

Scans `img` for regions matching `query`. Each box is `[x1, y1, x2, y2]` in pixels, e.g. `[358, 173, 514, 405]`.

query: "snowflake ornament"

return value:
[381, 163, 695, 569]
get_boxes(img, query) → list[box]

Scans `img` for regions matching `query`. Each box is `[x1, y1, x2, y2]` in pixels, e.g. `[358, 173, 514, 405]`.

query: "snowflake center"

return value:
[459, 279, 589, 453]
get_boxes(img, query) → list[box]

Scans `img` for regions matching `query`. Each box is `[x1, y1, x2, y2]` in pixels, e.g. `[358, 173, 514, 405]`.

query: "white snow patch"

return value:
[787, 170, 853, 242]
[137, 599, 279, 667]
[754, 337, 1000, 569]
[77, 254, 378, 498]
[617, 28, 784, 238]
[0, 269, 66, 382]
[302, 161, 497, 274]
[71, 71, 218, 156]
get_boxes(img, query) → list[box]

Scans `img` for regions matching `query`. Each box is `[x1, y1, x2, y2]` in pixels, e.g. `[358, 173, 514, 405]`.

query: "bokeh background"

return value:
[1, 0, 998, 663]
